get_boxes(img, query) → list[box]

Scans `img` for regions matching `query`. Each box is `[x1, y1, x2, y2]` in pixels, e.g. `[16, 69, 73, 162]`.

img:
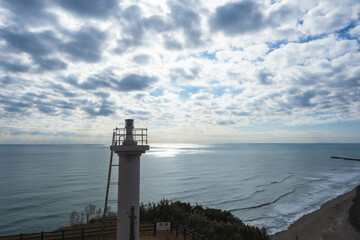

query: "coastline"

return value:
[271, 187, 359, 240]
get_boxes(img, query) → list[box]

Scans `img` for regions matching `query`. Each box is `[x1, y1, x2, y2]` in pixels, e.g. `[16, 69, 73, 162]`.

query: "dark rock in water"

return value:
[349, 185, 360, 230]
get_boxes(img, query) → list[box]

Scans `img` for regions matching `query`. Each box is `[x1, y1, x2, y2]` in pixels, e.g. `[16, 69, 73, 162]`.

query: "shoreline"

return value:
[271, 187, 359, 240]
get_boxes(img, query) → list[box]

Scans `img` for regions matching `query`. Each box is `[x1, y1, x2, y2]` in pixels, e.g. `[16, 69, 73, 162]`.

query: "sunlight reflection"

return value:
[147, 143, 211, 157]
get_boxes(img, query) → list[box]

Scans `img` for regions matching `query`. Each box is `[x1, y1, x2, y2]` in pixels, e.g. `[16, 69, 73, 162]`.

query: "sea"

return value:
[0, 143, 360, 236]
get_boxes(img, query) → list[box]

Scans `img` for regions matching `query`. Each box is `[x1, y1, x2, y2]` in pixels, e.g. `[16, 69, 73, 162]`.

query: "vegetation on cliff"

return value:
[140, 199, 271, 240]
[69, 200, 270, 240]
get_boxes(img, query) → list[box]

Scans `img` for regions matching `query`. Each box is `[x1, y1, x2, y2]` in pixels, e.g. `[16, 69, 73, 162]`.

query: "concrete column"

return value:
[117, 154, 141, 240]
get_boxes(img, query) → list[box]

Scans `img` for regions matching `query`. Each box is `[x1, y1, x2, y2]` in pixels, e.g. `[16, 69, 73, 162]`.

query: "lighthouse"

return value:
[110, 119, 149, 240]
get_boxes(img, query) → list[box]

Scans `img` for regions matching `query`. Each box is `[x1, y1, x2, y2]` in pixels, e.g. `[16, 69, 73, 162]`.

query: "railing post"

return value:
[154, 222, 157, 235]
[176, 222, 179, 237]
[41, 231, 44, 240]
[184, 225, 186, 240]
[62, 229, 65, 240]
[19, 233, 22, 240]
[81, 227, 84, 240]
[101, 225, 104, 239]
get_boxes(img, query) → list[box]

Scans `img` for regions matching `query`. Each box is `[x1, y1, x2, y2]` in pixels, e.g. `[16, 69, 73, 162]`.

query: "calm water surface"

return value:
[0, 143, 360, 235]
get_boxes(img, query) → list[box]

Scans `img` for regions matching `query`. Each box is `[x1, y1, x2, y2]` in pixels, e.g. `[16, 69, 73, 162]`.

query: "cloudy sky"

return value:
[0, 0, 359, 144]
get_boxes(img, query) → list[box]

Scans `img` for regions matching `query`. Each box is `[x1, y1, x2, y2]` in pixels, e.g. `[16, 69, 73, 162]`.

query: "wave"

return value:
[230, 188, 296, 212]
[7, 204, 40, 212]
[166, 185, 211, 196]
[241, 175, 258, 181]
[256, 174, 293, 188]
[304, 177, 327, 183]
[178, 177, 197, 181]
[214, 188, 265, 205]
[243, 216, 266, 222]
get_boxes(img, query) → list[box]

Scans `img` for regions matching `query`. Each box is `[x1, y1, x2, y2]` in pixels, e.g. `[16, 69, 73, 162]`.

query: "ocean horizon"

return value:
[1, 143, 360, 236]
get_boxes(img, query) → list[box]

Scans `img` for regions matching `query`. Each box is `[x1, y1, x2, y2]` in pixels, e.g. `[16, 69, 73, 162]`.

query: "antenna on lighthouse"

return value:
[102, 119, 149, 240]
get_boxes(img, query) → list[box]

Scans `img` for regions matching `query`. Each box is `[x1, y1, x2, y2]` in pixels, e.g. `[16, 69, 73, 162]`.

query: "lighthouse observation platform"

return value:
[110, 127, 149, 153]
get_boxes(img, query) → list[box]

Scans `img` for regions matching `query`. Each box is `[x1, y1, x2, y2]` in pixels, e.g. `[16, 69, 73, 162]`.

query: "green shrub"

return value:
[140, 199, 271, 240]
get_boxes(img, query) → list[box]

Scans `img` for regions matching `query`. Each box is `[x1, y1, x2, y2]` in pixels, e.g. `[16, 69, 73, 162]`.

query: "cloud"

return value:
[217, 120, 236, 125]
[167, 2, 204, 47]
[94, 91, 110, 99]
[36, 58, 67, 72]
[349, 25, 360, 39]
[64, 72, 158, 93]
[0, 59, 30, 73]
[0, 76, 15, 85]
[125, 109, 149, 115]
[114, 5, 144, 53]
[257, 70, 273, 85]
[61, 27, 106, 63]
[0, 28, 69, 72]
[0, 0, 56, 26]
[163, 35, 183, 50]
[132, 54, 152, 64]
[63, 75, 111, 90]
[142, 15, 172, 32]
[231, 111, 250, 116]
[115, 74, 158, 92]
[170, 67, 200, 81]
[299, 0, 358, 35]
[114, 1, 204, 53]
[0, 90, 78, 116]
[288, 90, 317, 108]
[0, 0, 359, 143]
[36, 101, 57, 115]
[82, 99, 115, 117]
[0, 97, 32, 113]
[49, 83, 77, 98]
[0, 28, 59, 58]
[209, 1, 266, 35]
[54, 0, 119, 19]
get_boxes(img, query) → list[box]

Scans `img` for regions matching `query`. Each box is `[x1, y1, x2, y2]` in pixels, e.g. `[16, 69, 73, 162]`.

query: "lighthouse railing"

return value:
[112, 127, 148, 146]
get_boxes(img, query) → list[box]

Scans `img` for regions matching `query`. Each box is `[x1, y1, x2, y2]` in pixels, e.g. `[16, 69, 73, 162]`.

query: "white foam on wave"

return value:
[244, 170, 360, 235]
[267, 171, 360, 234]
[321, 171, 360, 184]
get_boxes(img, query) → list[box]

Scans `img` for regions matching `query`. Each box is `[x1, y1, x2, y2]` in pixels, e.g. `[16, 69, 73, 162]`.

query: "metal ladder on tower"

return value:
[101, 131, 119, 239]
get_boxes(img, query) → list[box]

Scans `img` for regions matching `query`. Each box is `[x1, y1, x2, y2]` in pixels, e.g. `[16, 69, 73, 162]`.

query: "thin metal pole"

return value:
[101, 132, 115, 240]
[176, 222, 178, 237]
[184, 226, 186, 240]
[103, 149, 114, 219]
[129, 205, 135, 240]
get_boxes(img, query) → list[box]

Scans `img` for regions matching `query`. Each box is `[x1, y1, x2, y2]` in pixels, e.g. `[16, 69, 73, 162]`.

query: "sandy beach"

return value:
[272, 188, 360, 240]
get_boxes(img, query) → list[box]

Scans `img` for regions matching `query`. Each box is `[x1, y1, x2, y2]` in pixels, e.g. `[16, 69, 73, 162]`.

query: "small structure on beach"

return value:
[103, 119, 149, 240]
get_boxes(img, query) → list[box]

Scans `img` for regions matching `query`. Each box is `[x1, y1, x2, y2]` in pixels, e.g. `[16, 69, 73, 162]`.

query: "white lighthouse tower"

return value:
[110, 119, 149, 240]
